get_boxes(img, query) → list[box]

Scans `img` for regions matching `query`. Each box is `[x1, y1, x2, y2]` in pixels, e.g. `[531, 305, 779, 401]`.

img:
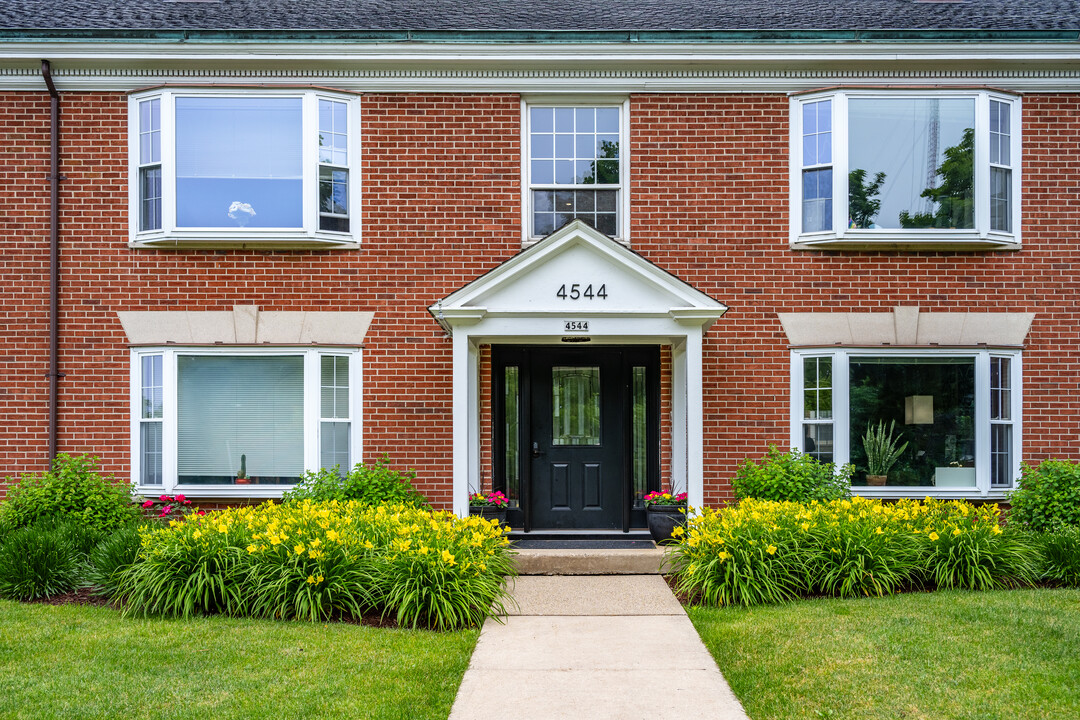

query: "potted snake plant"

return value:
[862, 420, 908, 486]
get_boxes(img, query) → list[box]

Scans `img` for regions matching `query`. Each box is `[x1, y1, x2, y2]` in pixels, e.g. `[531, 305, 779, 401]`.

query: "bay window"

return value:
[791, 348, 1021, 496]
[130, 90, 358, 248]
[132, 348, 360, 495]
[791, 90, 1020, 249]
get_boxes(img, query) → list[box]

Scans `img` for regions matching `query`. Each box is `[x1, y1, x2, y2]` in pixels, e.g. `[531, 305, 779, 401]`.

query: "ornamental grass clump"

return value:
[112, 499, 515, 630]
[669, 496, 1042, 608]
[1039, 524, 1080, 587]
[0, 522, 83, 600]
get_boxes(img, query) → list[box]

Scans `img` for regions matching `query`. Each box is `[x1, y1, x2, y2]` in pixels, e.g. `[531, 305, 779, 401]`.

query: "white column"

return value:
[451, 331, 470, 517]
[685, 328, 705, 509]
[467, 339, 480, 503]
[671, 339, 688, 500]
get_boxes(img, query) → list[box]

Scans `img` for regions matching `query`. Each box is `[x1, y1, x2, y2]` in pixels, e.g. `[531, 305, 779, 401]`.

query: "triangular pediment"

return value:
[431, 221, 726, 329]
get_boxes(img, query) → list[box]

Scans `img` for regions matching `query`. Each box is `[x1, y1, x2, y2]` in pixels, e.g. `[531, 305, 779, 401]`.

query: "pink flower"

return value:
[141, 500, 154, 508]
[159, 495, 170, 501]
[160, 505, 173, 515]
[175, 494, 186, 503]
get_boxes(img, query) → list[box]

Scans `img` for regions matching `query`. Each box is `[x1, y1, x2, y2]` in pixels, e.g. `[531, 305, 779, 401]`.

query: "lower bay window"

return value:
[791, 348, 1021, 496]
[132, 347, 360, 495]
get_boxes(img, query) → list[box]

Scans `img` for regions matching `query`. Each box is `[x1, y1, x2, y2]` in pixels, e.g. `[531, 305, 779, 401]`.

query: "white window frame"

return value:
[128, 88, 361, 249]
[789, 347, 1022, 498]
[789, 89, 1022, 251]
[129, 346, 363, 498]
[521, 97, 631, 245]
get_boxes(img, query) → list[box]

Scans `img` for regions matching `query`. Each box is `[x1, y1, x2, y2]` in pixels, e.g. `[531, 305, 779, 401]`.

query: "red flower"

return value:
[141, 500, 154, 508]
[175, 494, 188, 504]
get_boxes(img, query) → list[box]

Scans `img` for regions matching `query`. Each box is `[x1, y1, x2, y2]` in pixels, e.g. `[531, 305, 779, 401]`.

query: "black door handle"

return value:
[532, 441, 543, 458]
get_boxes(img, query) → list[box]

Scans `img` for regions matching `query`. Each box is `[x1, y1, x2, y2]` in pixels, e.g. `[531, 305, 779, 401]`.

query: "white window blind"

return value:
[177, 355, 305, 482]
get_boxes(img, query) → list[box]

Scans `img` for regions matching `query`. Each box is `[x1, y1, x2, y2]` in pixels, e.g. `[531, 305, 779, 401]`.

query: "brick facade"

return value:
[1, 90, 1078, 509]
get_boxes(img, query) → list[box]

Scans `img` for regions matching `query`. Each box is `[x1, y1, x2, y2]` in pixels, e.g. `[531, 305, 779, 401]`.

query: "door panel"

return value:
[529, 348, 624, 530]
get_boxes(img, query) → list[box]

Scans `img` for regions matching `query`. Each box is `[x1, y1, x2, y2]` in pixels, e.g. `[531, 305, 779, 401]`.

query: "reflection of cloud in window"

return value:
[228, 201, 256, 226]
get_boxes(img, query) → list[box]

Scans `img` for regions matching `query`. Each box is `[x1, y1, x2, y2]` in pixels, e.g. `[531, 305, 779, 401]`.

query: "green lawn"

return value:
[689, 589, 1080, 720]
[0, 600, 478, 720]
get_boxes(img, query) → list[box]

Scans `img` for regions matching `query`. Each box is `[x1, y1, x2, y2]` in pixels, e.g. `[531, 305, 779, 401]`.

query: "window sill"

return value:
[136, 485, 295, 500]
[852, 487, 1012, 501]
[130, 231, 359, 251]
[791, 231, 1020, 252]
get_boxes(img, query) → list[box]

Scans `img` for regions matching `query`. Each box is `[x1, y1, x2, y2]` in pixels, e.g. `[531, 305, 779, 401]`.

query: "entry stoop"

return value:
[512, 539, 668, 575]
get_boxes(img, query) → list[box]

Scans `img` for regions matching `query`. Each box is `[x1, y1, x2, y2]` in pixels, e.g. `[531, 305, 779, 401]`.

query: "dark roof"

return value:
[0, 0, 1078, 35]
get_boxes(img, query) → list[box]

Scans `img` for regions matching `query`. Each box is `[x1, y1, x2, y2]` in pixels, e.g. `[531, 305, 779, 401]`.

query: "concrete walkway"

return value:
[448, 575, 750, 720]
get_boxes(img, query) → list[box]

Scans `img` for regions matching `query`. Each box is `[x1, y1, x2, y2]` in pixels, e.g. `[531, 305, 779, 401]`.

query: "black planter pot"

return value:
[469, 506, 508, 525]
[646, 504, 686, 544]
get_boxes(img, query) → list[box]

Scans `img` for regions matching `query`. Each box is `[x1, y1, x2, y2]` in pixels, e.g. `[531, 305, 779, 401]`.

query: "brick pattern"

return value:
[1, 90, 1078, 510]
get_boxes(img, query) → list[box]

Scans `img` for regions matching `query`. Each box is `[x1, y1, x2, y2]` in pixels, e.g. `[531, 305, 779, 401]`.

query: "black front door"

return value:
[493, 345, 659, 532]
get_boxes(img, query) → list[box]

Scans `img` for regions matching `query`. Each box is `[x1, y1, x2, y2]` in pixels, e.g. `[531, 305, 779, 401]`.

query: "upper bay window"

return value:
[792, 90, 1020, 250]
[130, 90, 358, 248]
[526, 101, 628, 243]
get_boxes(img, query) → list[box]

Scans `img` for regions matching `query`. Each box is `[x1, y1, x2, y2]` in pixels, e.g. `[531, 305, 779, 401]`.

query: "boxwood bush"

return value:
[669, 497, 1041, 607]
[731, 446, 853, 503]
[112, 499, 515, 630]
[1008, 459, 1080, 531]
[0, 454, 140, 535]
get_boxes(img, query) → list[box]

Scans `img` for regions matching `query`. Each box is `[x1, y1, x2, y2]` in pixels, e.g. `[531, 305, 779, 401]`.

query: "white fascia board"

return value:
[4, 42, 1080, 92]
[5, 40, 1080, 63]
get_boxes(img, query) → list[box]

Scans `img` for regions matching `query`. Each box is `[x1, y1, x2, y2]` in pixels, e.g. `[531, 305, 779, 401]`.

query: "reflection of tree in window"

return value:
[899, 128, 974, 229]
[848, 169, 885, 228]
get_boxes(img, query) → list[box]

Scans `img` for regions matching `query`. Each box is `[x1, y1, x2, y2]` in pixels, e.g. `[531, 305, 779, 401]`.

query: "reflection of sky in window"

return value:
[175, 97, 303, 228]
[848, 98, 973, 228]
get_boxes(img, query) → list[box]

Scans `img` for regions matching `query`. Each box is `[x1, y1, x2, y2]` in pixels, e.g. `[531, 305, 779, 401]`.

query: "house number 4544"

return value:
[556, 283, 607, 300]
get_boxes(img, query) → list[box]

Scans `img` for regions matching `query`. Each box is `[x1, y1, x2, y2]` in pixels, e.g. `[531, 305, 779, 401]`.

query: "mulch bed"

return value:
[26, 586, 112, 607]
[23, 590, 401, 628]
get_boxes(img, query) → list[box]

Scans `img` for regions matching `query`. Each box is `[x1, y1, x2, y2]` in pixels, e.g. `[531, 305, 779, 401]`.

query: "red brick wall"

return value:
[1, 89, 1078, 509]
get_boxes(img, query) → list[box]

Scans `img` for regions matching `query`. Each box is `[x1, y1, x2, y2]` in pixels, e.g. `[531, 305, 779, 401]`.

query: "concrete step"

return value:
[514, 547, 668, 575]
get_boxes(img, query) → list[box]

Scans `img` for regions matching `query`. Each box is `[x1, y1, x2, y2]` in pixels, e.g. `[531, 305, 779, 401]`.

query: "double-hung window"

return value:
[525, 101, 628, 242]
[130, 90, 358, 248]
[791, 90, 1020, 249]
[132, 348, 361, 495]
[791, 348, 1021, 496]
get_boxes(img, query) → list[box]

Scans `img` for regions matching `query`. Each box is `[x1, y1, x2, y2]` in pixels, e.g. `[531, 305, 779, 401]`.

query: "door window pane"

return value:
[504, 366, 520, 505]
[552, 366, 601, 446]
[632, 366, 648, 506]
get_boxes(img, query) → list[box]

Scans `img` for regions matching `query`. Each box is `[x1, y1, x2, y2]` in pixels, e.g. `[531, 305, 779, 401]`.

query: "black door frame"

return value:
[492, 344, 661, 532]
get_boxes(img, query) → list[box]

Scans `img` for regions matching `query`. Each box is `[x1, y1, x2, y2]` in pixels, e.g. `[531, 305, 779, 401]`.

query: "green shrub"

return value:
[731, 446, 852, 503]
[37, 516, 106, 562]
[0, 523, 82, 600]
[806, 520, 923, 598]
[114, 499, 515, 629]
[0, 454, 140, 534]
[282, 457, 426, 508]
[1040, 524, 1080, 587]
[85, 523, 148, 599]
[1008, 459, 1080, 531]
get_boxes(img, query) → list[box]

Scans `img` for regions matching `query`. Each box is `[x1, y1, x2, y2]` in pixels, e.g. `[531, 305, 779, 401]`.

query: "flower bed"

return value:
[668, 497, 1042, 607]
[112, 499, 515, 630]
